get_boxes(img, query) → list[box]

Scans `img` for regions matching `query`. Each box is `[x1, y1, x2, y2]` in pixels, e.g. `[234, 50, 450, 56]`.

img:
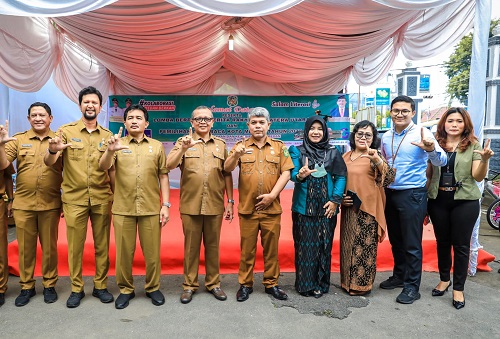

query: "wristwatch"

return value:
[228, 199, 235, 204]
[162, 202, 171, 208]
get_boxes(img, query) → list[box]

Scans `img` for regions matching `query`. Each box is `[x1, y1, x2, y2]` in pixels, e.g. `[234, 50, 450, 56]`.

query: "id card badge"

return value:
[442, 172, 454, 186]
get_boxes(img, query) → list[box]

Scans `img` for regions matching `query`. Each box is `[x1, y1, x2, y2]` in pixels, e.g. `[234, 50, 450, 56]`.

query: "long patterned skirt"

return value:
[340, 208, 378, 293]
[292, 212, 336, 294]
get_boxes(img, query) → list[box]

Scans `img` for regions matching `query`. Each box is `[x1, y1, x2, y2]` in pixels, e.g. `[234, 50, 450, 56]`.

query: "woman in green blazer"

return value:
[427, 107, 494, 309]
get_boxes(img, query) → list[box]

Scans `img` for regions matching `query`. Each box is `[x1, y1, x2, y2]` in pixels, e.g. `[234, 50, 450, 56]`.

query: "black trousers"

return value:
[427, 191, 479, 291]
[384, 187, 427, 291]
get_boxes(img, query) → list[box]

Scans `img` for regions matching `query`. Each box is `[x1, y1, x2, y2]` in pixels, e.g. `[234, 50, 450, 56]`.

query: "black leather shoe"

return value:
[66, 291, 85, 308]
[115, 292, 135, 309]
[453, 291, 465, 309]
[236, 285, 253, 302]
[15, 288, 36, 307]
[180, 290, 194, 304]
[43, 287, 58, 304]
[380, 276, 404, 290]
[431, 281, 451, 297]
[453, 298, 465, 309]
[396, 288, 421, 304]
[92, 288, 114, 303]
[312, 290, 323, 299]
[0, 292, 4, 307]
[209, 287, 227, 301]
[265, 286, 288, 300]
[146, 290, 165, 306]
[348, 290, 371, 296]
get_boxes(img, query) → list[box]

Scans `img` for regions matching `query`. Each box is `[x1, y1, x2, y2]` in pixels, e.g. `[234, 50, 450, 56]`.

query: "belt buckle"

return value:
[440, 187, 455, 191]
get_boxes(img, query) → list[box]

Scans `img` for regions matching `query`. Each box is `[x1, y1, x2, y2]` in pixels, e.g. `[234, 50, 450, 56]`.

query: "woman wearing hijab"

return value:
[427, 107, 493, 309]
[289, 116, 347, 298]
[340, 120, 388, 296]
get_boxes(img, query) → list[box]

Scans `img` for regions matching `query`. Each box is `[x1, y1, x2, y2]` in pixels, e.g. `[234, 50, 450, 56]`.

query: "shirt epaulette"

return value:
[270, 138, 285, 145]
[99, 125, 112, 134]
[213, 135, 227, 144]
[61, 121, 79, 128]
[12, 131, 27, 138]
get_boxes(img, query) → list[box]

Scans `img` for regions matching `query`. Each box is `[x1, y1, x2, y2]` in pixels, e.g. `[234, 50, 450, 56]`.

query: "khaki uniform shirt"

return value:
[5, 129, 62, 211]
[60, 119, 113, 206]
[171, 133, 230, 215]
[0, 164, 15, 196]
[111, 135, 169, 216]
[229, 136, 294, 215]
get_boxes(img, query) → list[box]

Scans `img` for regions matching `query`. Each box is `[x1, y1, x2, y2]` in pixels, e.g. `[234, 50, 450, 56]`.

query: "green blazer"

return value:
[428, 142, 482, 200]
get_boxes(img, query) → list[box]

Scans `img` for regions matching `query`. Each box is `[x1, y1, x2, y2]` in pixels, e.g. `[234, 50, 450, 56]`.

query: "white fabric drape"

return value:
[166, 0, 304, 16]
[373, 0, 459, 10]
[468, 0, 491, 140]
[0, 0, 118, 17]
[0, 0, 475, 101]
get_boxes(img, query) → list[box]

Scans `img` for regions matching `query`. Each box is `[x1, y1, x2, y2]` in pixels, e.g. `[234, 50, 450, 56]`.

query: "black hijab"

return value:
[297, 116, 347, 176]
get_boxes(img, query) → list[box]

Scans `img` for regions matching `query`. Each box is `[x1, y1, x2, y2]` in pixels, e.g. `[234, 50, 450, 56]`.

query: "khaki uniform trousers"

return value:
[14, 209, 60, 290]
[181, 214, 223, 291]
[113, 214, 161, 294]
[63, 202, 111, 293]
[238, 213, 281, 288]
[0, 201, 7, 293]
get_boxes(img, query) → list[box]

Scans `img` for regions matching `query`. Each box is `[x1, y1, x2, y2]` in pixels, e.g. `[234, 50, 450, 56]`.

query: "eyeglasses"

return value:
[391, 109, 412, 116]
[192, 117, 214, 123]
[355, 132, 373, 139]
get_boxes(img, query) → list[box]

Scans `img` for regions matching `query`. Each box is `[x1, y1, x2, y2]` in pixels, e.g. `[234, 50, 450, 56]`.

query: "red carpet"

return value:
[7, 189, 495, 276]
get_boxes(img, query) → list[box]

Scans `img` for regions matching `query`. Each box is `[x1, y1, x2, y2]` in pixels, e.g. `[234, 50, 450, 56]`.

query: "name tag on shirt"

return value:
[71, 138, 82, 142]
[21, 144, 32, 148]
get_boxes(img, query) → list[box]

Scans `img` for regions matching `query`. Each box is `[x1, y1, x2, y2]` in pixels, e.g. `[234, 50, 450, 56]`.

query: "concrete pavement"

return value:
[1, 211, 499, 338]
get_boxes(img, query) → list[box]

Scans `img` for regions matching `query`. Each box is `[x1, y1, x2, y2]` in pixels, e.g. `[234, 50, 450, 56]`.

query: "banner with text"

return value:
[108, 94, 351, 146]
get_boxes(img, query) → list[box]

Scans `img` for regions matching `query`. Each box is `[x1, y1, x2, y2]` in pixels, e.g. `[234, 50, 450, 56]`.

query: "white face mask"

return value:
[311, 163, 327, 178]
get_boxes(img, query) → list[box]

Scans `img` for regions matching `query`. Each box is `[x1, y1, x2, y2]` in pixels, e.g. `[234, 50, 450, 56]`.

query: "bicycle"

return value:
[484, 169, 500, 230]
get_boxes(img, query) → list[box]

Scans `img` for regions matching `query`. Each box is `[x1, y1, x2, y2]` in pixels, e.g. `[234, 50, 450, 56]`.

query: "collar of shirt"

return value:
[248, 136, 271, 147]
[392, 122, 414, 136]
[77, 119, 102, 133]
[123, 134, 150, 144]
[27, 128, 55, 140]
[192, 132, 215, 144]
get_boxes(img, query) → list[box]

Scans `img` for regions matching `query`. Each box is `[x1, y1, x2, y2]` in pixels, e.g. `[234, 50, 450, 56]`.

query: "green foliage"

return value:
[444, 18, 500, 104]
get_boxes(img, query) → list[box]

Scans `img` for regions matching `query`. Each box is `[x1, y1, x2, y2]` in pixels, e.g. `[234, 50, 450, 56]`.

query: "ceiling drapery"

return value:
[0, 0, 474, 103]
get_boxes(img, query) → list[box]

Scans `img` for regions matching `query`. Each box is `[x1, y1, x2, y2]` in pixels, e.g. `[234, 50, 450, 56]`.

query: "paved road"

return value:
[2, 210, 499, 338]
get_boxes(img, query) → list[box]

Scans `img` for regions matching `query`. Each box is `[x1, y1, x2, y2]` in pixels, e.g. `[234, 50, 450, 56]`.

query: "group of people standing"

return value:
[291, 95, 493, 310]
[0, 90, 493, 312]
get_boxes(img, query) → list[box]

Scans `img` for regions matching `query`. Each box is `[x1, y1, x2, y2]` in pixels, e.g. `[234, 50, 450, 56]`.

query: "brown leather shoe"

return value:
[180, 290, 194, 304]
[209, 287, 227, 301]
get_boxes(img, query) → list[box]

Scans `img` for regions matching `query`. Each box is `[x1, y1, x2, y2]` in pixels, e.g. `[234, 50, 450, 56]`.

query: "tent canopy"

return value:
[0, 0, 475, 103]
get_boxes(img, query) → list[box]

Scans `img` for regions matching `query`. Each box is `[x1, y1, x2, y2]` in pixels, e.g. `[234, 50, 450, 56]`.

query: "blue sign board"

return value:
[420, 74, 430, 92]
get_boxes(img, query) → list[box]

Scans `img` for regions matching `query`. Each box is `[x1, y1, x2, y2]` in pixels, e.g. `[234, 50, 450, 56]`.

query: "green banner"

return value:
[108, 95, 351, 146]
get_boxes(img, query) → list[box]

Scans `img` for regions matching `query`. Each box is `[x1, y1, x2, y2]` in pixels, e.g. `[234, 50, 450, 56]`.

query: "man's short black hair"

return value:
[78, 86, 103, 106]
[28, 102, 52, 116]
[390, 95, 415, 111]
[124, 104, 149, 122]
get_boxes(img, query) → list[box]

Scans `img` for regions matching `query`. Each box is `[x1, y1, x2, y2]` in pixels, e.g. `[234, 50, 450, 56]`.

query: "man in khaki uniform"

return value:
[100, 104, 170, 309]
[0, 102, 62, 307]
[0, 165, 14, 307]
[166, 106, 233, 304]
[44, 86, 114, 308]
[224, 107, 293, 302]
